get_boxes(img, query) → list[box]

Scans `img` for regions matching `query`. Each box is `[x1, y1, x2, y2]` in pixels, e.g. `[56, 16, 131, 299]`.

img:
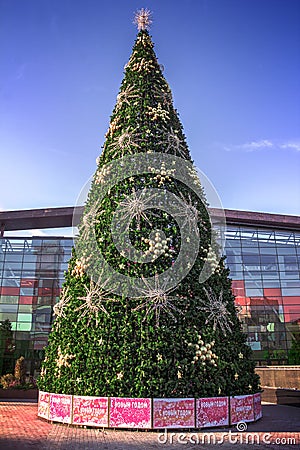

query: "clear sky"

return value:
[1, 0, 300, 220]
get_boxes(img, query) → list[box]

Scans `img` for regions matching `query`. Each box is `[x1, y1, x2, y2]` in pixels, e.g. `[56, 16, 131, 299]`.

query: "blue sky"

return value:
[1, 0, 299, 220]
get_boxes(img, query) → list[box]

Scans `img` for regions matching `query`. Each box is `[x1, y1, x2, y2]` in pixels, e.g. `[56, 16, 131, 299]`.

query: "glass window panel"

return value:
[16, 322, 32, 331]
[0, 312, 17, 321]
[277, 247, 296, 255]
[20, 270, 36, 278]
[257, 230, 276, 243]
[280, 280, 300, 288]
[3, 254, 22, 262]
[245, 280, 263, 288]
[262, 273, 280, 280]
[17, 313, 32, 322]
[19, 287, 35, 296]
[241, 240, 259, 247]
[21, 262, 37, 270]
[3, 260, 23, 268]
[225, 239, 242, 248]
[1, 279, 20, 287]
[259, 247, 277, 255]
[228, 271, 245, 280]
[243, 270, 262, 279]
[245, 287, 264, 296]
[37, 297, 53, 306]
[262, 280, 281, 288]
[22, 255, 37, 263]
[0, 304, 18, 313]
[3, 270, 22, 278]
[281, 288, 300, 296]
[0, 295, 19, 304]
[18, 304, 33, 313]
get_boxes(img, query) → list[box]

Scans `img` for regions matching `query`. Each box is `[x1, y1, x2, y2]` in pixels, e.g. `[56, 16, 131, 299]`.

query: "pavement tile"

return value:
[0, 402, 299, 449]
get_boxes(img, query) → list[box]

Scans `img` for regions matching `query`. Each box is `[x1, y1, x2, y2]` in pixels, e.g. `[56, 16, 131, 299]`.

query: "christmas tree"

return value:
[38, 10, 260, 399]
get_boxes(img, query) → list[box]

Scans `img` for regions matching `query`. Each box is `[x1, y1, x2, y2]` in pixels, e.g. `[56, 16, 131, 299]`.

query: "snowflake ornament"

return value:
[157, 127, 187, 158]
[118, 188, 156, 227]
[116, 85, 139, 108]
[111, 128, 141, 156]
[76, 276, 116, 325]
[53, 287, 71, 318]
[79, 201, 103, 241]
[153, 85, 173, 107]
[173, 193, 199, 236]
[198, 287, 233, 335]
[132, 275, 182, 326]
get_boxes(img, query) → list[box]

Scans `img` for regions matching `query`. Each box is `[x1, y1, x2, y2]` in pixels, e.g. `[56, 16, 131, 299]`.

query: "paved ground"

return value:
[0, 402, 299, 449]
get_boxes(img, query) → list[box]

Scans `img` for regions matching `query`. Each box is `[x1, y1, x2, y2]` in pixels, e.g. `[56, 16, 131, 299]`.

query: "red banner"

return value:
[72, 396, 108, 426]
[253, 393, 262, 420]
[49, 393, 72, 424]
[38, 391, 50, 420]
[109, 397, 151, 428]
[153, 398, 195, 428]
[196, 397, 229, 428]
[230, 395, 254, 424]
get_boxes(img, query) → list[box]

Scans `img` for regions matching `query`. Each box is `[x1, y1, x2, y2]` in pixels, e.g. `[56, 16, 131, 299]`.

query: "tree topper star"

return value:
[133, 8, 152, 31]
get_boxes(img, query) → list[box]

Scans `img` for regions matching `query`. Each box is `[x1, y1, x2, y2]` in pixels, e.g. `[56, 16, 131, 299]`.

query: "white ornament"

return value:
[132, 275, 182, 326]
[173, 193, 199, 236]
[116, 85, 139, 108]
[53, 287, 71, 318]
[72, 257, 89, 278]
[111, 128, 141, 156]
[118, 188, 156, 227]
[79, 201, 103, 241]
[95, 166, 110, 184]
[199, 287, 233, 336]
[76, 276, 116, 325]
[157, 127, 187, 158]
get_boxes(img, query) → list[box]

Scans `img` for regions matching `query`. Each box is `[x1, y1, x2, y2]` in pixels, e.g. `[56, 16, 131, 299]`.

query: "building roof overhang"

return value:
[0, 206, 299, 234]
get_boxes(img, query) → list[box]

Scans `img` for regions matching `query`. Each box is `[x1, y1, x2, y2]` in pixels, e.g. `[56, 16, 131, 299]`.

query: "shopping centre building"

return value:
[0, 206, 299, 377]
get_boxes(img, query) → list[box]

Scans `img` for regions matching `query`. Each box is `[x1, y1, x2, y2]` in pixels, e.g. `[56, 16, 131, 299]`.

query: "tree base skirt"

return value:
[38, 391, 262, 429]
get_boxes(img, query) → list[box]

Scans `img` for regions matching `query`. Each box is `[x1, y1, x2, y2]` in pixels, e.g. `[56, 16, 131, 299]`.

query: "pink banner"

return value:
[49, 393, 72, 423]
[253, 393, 262, 420]
[153, 398, 195, 428]
[109, 397, 151, 428]
[38, 391, 50, 420]
[196, 397, 229, 428]
[72, 396, 108, 426]
[230, 395, 254, 424]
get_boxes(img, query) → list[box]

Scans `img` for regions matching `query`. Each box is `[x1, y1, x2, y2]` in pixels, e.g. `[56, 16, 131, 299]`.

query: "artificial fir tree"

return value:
[38, 10, 260, 398]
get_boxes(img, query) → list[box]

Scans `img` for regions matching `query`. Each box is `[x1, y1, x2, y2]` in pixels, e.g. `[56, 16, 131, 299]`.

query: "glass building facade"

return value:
[225, 226, 300, 365]
[0, 223, 299, 377]
[0, 237, 72, 377]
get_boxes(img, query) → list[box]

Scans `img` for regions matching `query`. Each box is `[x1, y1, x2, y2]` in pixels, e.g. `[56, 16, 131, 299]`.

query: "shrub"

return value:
[14, 356, 26, 384]
[0, 373, 17, 389]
